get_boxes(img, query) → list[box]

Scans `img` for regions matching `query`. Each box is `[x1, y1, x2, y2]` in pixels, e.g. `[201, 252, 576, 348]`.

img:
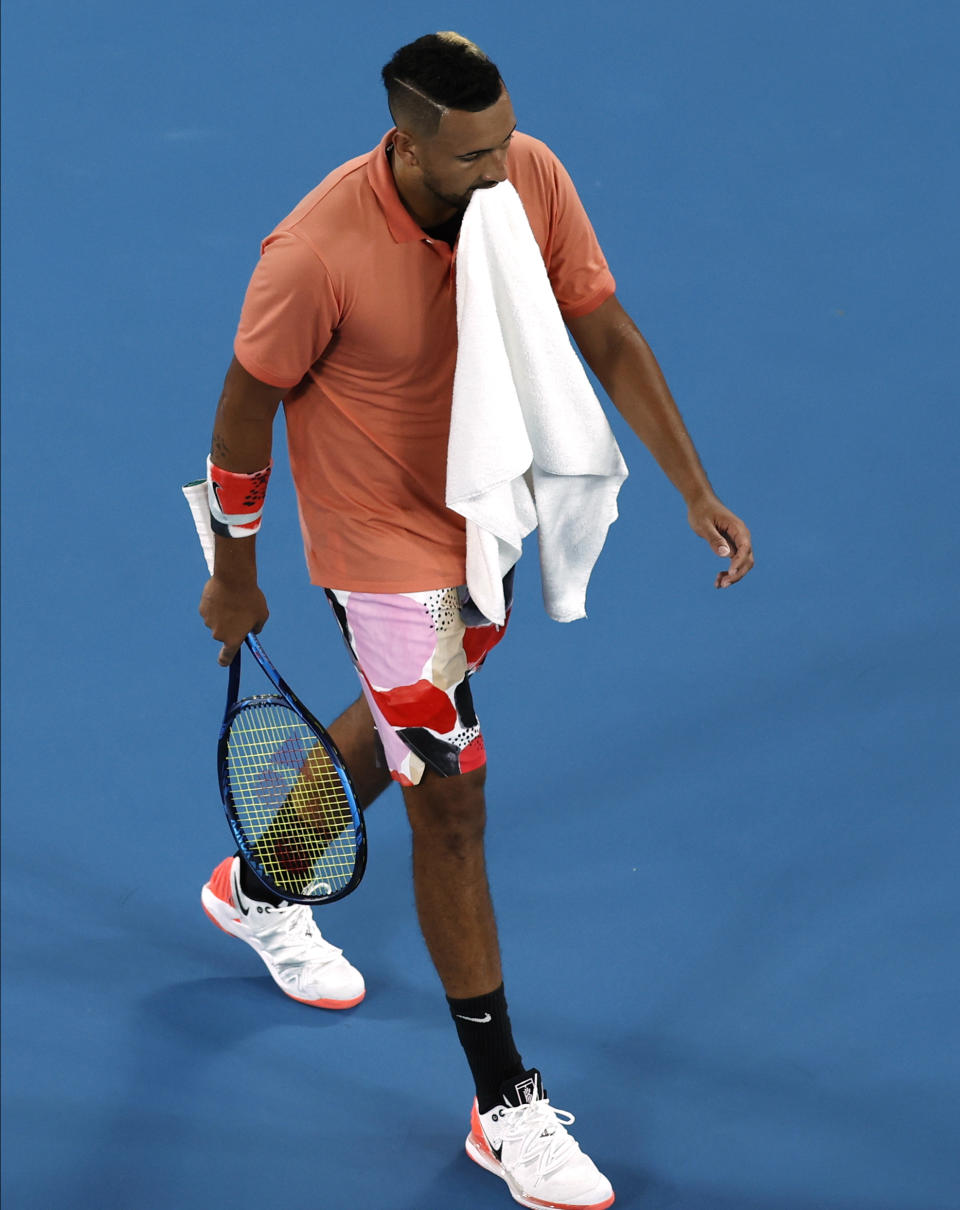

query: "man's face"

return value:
[411, 88, 517, 213]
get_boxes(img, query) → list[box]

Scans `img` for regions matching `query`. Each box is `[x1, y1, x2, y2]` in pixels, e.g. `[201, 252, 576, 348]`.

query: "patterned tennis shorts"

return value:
[324, 570, 514, 786]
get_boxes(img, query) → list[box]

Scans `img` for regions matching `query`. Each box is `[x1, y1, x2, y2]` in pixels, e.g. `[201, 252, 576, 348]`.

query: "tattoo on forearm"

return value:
[212, 434, 230, 461]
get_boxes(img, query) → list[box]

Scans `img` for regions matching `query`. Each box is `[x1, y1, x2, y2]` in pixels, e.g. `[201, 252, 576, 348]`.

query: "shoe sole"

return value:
[465, 1133, 615, 1210]
[201, 883, 365, 1010]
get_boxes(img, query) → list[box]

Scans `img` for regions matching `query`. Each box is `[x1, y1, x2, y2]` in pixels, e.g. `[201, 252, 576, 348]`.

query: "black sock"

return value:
[447, 983, 525, 1113]
[236, 852, 285, 906]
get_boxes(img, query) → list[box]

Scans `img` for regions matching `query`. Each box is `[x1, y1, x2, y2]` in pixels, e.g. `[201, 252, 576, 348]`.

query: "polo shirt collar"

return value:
[368, 129, 428, 244]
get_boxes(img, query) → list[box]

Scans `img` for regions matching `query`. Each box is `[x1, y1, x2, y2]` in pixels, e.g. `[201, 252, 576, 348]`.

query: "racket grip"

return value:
[182, 479, 216, 575]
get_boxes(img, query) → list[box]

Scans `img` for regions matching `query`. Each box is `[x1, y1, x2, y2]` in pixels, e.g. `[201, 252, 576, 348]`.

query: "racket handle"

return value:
[182, 479, 216, 575]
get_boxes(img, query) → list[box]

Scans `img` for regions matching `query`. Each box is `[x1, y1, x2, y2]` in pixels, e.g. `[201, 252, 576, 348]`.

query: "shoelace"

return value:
[496, 1097, 579, 1180]
[248, 902, 344, 968]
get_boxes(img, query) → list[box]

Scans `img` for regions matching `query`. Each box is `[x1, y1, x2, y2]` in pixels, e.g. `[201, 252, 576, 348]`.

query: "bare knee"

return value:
[403, 767, 487, 857]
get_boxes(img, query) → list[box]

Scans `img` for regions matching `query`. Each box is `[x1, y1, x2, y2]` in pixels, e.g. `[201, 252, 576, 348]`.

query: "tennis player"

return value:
[197, 32, 753, 1210]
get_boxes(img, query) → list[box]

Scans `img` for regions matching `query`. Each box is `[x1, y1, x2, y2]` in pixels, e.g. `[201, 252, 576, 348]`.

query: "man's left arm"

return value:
[567, 294, 754, 589]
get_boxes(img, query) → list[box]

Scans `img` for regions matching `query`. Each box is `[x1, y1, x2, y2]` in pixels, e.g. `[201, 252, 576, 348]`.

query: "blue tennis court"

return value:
[2, 3, 958, 1207]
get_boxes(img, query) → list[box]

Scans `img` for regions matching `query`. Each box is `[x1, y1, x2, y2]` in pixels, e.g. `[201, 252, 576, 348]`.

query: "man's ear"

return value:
[392, 129, 420, 168]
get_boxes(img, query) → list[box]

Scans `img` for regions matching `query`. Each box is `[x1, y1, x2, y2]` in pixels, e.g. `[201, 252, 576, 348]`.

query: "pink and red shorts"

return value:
[324, 571, 513, 786]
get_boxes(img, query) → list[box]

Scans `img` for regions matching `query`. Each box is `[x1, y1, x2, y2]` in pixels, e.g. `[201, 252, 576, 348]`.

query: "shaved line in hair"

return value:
[394, 76, 447, 120]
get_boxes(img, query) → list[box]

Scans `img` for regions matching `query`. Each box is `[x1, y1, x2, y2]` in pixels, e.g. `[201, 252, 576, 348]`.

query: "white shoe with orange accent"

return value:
[466, 1069, 614, 1210]
[201, 856, 365, 1009]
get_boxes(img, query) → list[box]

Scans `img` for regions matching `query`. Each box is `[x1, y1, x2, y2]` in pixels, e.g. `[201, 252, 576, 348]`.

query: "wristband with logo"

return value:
[206, 455, 273, 538]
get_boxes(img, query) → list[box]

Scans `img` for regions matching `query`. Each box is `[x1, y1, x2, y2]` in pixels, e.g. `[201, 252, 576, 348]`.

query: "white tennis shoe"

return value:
[466, 1069, 614, 1209]
[201, 856, 365, 1009]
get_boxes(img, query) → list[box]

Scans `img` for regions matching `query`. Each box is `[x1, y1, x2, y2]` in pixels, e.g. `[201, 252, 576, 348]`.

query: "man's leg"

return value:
[402, 765, 501, 996]
[402, 764, 525, 1114]
[403, 764, 614, 1210]
[326, 694, 394, 810]
[321, 587, 613, 1206]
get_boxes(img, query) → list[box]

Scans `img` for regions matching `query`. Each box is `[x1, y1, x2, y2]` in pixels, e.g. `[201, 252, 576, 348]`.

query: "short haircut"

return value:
[381, 32, 503, 137]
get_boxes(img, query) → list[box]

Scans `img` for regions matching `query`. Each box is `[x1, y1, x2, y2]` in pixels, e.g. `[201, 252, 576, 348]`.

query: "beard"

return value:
[422, 173, 499, 213]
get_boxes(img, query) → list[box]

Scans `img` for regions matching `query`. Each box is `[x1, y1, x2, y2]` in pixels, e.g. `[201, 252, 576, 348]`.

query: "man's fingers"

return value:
[215, 619, 266, 662]
[218, 641, 241, 667]
[210, 613, 267, 666]
[691, 504, 754, 588]
[715, 537, 755, 589]
[709, 524, 735, 559]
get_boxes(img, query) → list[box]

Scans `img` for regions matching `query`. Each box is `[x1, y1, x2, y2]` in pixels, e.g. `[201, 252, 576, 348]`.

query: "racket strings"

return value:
[224, 700, 360, 897]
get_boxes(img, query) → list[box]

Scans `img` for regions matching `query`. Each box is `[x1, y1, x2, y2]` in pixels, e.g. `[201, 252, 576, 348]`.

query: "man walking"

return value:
[198, 32, 753, 1210]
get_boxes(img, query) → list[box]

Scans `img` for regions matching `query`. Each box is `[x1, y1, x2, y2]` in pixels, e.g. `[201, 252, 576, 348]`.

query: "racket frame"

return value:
[184, 477, 367, 904]
[217, 633, 367, 906]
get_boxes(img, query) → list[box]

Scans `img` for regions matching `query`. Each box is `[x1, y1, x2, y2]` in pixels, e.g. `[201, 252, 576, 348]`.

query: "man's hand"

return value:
[199, 576, 269, 666]
[687, 494, 755, 589]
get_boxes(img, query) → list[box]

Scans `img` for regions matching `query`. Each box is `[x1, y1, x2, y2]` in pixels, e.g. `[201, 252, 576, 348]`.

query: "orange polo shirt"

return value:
[234, 130, 616, 592]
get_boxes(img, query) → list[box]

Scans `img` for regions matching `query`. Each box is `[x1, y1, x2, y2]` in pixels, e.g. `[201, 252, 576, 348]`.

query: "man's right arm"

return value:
[199, 356, 287, 665]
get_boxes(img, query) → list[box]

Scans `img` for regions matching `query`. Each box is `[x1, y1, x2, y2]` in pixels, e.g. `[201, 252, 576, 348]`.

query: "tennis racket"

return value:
[183, 480, 366, 905]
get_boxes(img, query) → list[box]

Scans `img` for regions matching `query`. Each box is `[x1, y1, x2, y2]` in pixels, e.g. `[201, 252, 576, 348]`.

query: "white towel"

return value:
[446, 181, 628, 625]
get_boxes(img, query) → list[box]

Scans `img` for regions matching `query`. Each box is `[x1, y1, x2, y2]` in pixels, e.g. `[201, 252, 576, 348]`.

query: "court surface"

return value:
[2, 3, 958, 1208]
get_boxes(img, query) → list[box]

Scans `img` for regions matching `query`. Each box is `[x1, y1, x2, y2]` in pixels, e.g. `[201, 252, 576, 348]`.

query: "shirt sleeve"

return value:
[233, 231, 340, 390]
[543, 153, 616, 320]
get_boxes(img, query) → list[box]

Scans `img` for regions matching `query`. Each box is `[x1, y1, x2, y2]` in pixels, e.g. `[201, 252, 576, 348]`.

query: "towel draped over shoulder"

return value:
[446, 181, 629, 625]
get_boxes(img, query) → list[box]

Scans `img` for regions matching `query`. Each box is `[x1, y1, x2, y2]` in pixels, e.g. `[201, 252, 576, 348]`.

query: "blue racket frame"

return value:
[217, 632, 367, 905]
